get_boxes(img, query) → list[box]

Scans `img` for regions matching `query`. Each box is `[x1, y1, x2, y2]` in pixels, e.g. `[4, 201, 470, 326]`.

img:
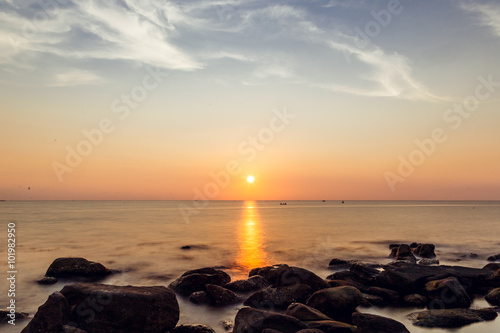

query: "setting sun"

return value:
[247, 175, 255, 183]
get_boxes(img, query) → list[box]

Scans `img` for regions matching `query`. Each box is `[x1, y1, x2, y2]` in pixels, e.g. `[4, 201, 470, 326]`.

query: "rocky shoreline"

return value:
[4, 244, 500, 333]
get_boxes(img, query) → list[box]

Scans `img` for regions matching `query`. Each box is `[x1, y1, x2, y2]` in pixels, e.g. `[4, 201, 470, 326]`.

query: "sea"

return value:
[1, 200, 500, 332]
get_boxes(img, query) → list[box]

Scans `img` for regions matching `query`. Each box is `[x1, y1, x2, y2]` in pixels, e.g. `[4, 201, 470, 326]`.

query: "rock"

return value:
[44, 258, 114, 280]
[425, 277, 471, 309]
[21, 292, 69, 333]
[418, 259, 439, 266]
[326, 271, 370, 292]
[297, 330, 324, 333]
[60, 283, 179, 333]
[361, 293, 385, 307]
[487, 254, 500, 261]
[0, 309, 29, 323]
[414, 244, 436, 258]
[219, 320, 234, 331]
[181, 246, 192, 250]
[365, 287, 400, 304]
[352, 312, 410, 333]
[394, 245, 416, 263]
[485, 287, 500, 306]
[285, 303, 332, 322]
[410, 242, 419, 248]
[407, 308, 497, 328]
[36, 277, 58, 285]
[470, 253, 478, 258]
[306, 286, 363, 322]
[262, 329, 282, 333]
[205, 284, 242, 306]
[275, 266, 330, 292]
[170, 267, 231, 296]
[233, 307, 307, 333]
[305, 320, 357, 333]
[244, 284, 313, 309]
[389, 244, 402, 249]
[63, 326, 88, 333]
[170, 324, 215, 333]
[249, 264, 289, 285]
[403, 294, 427, 307]
[486, 269, 500, 287]
[189, 291, 210, 305]
[225, 275, 269, 292]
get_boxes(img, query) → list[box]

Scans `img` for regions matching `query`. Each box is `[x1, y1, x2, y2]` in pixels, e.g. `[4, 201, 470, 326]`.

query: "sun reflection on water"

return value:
[236, 201, 271, 272]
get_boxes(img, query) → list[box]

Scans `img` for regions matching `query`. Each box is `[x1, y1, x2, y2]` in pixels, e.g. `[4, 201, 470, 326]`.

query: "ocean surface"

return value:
[1, 200, 500, 332]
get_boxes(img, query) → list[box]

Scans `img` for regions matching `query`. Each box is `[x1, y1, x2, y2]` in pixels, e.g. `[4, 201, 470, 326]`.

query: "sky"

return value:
[1, 0, 500, 200]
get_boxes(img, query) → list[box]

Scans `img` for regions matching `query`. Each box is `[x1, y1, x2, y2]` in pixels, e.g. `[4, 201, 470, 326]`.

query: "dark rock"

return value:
[0, 309, 29, 323]
[388, 248, 398, 258]
[389, 244, 402, 249]
[484, 263, 500, 271]
[249, 264, 289, 285]
[486, 269, 500, 287]
[487, 254, 500, 261]
[276, 267, 330, 292]
[352, 312, 409, 333]
[21, 292, 69, 333]
[485, 287, 500, 306]
[63, 326, 88, 333]
[306, 286, 363, 322]
[366, 287, 400, 304]
[326, 271, 370, 292]
[403, 294, 427, 307]
[225, 275, 269, 293]
[407, 308, 497, 328]
[395, 245, 416, 263]
[296, 330, 324, 333]
[219, 320, 233, 331]
[262, 329, 282, 333]
[170, 268, 230, 296]
[418, 259, 439, 266]
[45, 258, 114, 280]
[60, 283, 179, 333]
[36, 277, 58, 285]
[170, 324, 215, 333]
[425, 277, 471, 309]
[233, 307, 307, 333]
[470, 253, 478, 258]
[305, 320, 357, 333]
[181, 246, 191, 250]
[361, 293, 385, 307]
[328, 258, 350, 266]
[414, 244, 436, 258]
[205, 284, 242, 306]
[244, 284, 313, 309]
[189, 291, 210, 305]
[410, 242, 419, 248]
[285, 303, 332, 322]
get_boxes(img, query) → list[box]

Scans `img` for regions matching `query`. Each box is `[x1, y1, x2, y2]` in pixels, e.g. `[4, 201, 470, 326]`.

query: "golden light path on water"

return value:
[236, 201, 271, 272]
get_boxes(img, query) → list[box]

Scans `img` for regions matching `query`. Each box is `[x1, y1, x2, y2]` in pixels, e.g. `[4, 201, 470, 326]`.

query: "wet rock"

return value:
[0, 309, 29, 323]
[170, 268, 231, 296]
[486, 269, 500, 287]
[326, 271, 370, 293]
[365, 287, 400, 304]
[285, 303, 332, 322]
[418, 259, 439, 266]
[225, 275, 269, 292]
[262, 329, 282, 333]
[170, 324, 215, 333]
[394, 245, 416, 263]
[233, 307, 307, 333]
[410, 242, 419, 248]
[60, 283, 179, 333]
[36, 277, 58, 285]
[352, 312, 410, 333]
[219, 320, 234, 331]
[305, 320, 357, 333]
[205, 284, 242, 306]
[425, 277, 471, 309]
[487, 254, 500, 261]
[21, 292, 68, 333]
[306, 286, 363, 322]
[275, 266, 330, 292]
[44, 258, 114, 280]
[361, 293, 385, 307]
[414, 244, 436, 258]
[485, 287, 500, 306]
[407, 308, 497, 328]
[296, 330, 324, 333]
[63, 326, 88, 333]
[244, 284, 313, 309]
[188, 291, 210, 305]
[403, 294, 427, 307]
[249, 264, 290, 285]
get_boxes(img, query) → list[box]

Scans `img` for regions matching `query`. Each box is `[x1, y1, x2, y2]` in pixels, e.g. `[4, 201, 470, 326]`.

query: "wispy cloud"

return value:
[460, 1, 500, 38]
[49, 69, 105, 87]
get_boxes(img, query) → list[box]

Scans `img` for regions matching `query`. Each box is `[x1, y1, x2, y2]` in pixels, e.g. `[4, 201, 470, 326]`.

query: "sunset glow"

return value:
[247, 176, 255, 184]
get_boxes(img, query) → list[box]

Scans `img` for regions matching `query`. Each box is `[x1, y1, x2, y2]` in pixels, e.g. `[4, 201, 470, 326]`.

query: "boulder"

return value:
[275, 267, 330, 292]
[414, 244, 436, 258]
[418, 259, 439, 266]
[403, 294, 427, 307]
[21, 292, 68, 333]
[244, 284, 313, 309]
[170, 267, 230, 296]
[205, 284, 242, 306]
[249, 264, 289, 285]
[305, 320, 357, 333]
[63, 326, 88, 333]
[36, 277, 58, 285]
[487, 254, 500, 261]
[394, 245, 416, 263]
[225, 275, 269, 292]
[170, 324, 215, 333]
[297, 330, 324, 333]
[485, 287, 500, 306]
[188, 291, 210, 305]
[306, 287, 363, 322]
[352, 312, 409, 333]
[262, 330, 282, 333]
[486, 269, 500, 287]
[285, 303, 333, 322]
[219, 320, 233, 331]
[233, 307, 307, 333]
[361, 293, 385, 307]
[407, 308, 497, 328]
[60, 283, 179, 333]
[425, 277, 471, 309]
[44, 258, 114, 280]
[326, 271, 370, 293]
[365, 287, 400, 304]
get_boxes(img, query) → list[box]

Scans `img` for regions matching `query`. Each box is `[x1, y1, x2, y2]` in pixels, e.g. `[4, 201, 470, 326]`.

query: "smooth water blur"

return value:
[1, 200, 500, 332]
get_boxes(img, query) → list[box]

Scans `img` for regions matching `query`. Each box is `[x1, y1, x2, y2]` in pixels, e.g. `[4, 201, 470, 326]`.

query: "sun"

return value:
[247, 175, 255, 183]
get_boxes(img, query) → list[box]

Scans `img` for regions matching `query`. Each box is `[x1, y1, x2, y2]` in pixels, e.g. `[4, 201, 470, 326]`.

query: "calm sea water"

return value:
[1, 200, 500, 332]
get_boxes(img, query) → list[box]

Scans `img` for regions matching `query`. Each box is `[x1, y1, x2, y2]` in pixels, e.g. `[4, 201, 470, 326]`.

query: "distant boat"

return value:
[342, 200, 344, 204]
[322, 200, 326, 202]
[280, 202, 287, 205]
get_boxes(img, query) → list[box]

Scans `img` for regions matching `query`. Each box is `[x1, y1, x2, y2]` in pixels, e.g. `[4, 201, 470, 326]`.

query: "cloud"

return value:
[460, 1, 500, 38]
[49, 69, 105, 87]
